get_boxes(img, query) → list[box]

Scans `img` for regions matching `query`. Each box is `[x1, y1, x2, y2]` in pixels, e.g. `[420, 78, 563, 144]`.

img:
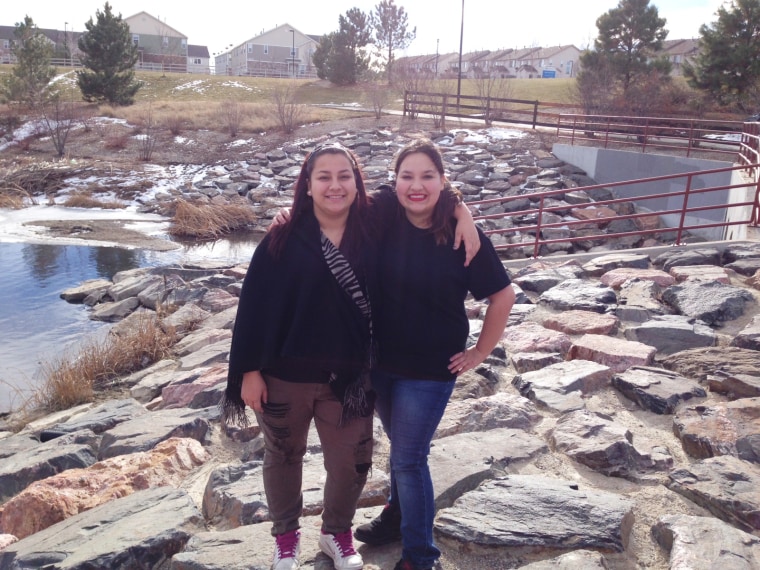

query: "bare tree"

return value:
[218, 99, 247, 137]
[40, 95, 77, 157]
[136, 104, 158, 161]
[271, 82, 303, 134]
[473, 76, 514, 126]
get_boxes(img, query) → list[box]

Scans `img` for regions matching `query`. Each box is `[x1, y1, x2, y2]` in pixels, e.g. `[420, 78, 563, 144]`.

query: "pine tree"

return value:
[683, 0, 760, 111]
[76, 2, 141, 106]
[1, 16, 57, 108]
[371, 0, 416, 82]
[313, 9, 372, 85]
[578, 0, 671, 113]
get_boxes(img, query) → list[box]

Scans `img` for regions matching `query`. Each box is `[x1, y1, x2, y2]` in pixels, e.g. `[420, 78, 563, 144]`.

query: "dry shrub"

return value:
[104, 132, 130, 150]
[31, 313, 176, 412]
[164, 113, 185, 135]
[62, 193, 127, 209]
[170, 199, 257, 239]
[0, 193, 25, 209]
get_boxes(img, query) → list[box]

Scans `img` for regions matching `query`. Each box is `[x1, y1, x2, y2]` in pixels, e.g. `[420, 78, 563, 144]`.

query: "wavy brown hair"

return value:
[392, 138, 462, 245]
[268, 143, 370, 266]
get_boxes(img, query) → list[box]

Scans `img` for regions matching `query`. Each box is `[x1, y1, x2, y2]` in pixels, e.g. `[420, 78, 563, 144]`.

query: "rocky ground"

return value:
[0, 114, 759, 569]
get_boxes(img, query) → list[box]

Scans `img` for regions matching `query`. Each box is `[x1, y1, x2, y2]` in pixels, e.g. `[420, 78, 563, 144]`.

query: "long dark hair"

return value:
[392, 138, 462, 245]
[268, 142, 370, 265]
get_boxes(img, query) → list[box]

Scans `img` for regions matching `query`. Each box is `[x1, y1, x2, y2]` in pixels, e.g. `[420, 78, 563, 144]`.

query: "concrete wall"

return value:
[552, 144, 735, 241]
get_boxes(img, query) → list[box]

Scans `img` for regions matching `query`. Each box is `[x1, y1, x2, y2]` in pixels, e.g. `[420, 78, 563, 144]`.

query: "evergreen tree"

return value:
[683, 0, 760, 110]
[313, 8, 372, 85]
[578, 0, 671, 112]
[1, 16, 57, 108]
[76, 2, 141, 106]
[371, 0, 416, 82]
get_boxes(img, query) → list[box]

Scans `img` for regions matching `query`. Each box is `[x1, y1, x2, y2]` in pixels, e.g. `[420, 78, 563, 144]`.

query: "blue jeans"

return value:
[371, 369, 455, 569]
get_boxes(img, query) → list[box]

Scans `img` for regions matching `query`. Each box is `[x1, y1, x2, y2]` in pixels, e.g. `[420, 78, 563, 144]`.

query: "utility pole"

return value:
[456, 0, 464, 111]
[435, 38, 439, 78]
[290, 29, 295, 78]
[64, 22, 68, 66]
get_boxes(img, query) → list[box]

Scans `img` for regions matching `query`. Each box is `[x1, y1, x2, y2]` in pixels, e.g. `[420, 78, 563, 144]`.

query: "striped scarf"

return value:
[321, 231, 373, 423]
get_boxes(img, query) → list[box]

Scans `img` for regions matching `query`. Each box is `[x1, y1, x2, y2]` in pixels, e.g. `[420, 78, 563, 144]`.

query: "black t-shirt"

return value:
[374, 207, 511, 381]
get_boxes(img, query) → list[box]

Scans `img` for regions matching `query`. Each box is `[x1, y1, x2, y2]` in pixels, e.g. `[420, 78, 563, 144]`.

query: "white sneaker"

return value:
[272, 529, 300, 570]
[319, 530, 363, 570]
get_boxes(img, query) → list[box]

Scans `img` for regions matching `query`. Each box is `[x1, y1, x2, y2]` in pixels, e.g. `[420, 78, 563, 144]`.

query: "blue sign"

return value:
[542, 70, 556, 78]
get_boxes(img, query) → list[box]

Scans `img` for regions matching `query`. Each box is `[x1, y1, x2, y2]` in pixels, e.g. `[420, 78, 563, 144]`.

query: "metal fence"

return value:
[555, 113, 746, 159]
[466, 162, 760, 258]
[402, 90, 578, 129]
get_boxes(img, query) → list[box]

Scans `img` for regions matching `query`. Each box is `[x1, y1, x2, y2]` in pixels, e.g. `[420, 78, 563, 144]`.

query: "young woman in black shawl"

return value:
[222, 143, 373, 570]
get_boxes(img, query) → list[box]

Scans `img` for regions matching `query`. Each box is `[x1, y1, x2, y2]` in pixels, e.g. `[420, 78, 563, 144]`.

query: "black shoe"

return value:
[353, 503, 402, 545]
[393, 559, 433, 570]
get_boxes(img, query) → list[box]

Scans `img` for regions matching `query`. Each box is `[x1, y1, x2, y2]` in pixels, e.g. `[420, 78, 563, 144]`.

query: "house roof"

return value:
[660, 38, 699, 56]
[188, 44, 209, 58]
[124, 11, 187, 39]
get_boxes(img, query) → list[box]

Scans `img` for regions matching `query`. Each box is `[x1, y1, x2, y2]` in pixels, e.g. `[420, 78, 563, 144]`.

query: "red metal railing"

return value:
[556, 113, 746, 159]
[468, 162, 760, 258]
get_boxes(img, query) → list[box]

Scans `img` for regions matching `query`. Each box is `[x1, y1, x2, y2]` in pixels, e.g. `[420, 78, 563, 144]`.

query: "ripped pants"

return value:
[255, 374, 374, 536]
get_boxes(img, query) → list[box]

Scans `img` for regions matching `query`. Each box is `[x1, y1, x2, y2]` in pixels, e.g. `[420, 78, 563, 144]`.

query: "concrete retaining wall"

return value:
[552, 144, 735, 241]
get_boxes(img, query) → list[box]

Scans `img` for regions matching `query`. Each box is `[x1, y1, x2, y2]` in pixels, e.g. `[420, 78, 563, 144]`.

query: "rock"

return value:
[731, 314, 760, 350]
[600, 267, 675, 289]
[667, 455, 760, 532]
[673, 398, 760, 462]
[538, 279, 617, 313]
[0, 487, 205, 568]
[549, 409, 673, 479]
[652, 514, 760, 569]
[662, 280, 754, 325]
[0, 431, 99, 503]
[0, 438, 209, 538]
[661, 347, 760, 383]
[502, 321, 573, 356]
[435, 476, 634, 552]
[624, 315, 716, 355]
[542, 309, 618, 335]
[568, 334, 656, 373]
[97, 407, 214, 460]
[435, 392, 542, 438]
[512, 360, 612, 412]
[612, 366, 707, 414]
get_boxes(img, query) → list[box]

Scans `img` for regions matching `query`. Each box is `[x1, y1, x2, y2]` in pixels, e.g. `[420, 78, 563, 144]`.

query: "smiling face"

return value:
[395, 151, 445, 228]
[307, 152, 359, 223]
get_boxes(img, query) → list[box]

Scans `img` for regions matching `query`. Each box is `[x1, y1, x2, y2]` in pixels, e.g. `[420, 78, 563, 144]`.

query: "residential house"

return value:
[187, 44, 210, 74]
[483, 49, 515, 78]
[125, 11, 188, 73]
[460, 50, 491, 79]
[217, 24, 318, 78]
[660, 38, 699, 76]
[526, 45, 581, 78]
[0, 24, 81, 65]
[500, 47, 541, 78]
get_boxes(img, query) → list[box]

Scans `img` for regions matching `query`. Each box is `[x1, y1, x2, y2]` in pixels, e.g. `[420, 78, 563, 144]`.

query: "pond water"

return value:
[0, 238, 257, 415]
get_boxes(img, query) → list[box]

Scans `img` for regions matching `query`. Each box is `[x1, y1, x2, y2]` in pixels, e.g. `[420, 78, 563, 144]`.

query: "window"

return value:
[162, 36, 169, 48]
[181, 39, 187, 48]
[264, 44, 269, 54]
[193, 58, 201, 65]
[248, 44, 252, 53]
[132, 34, 139, 46]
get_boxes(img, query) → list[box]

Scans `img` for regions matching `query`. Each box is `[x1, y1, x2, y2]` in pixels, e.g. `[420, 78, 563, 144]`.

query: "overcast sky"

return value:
[9, 0, 727, 58]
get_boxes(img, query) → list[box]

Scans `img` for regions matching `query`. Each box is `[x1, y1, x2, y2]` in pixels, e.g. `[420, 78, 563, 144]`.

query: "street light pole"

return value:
[290, 29, 295, 78]
[435, 38, 439, 78]
[456, 0, 464, 110]
[64, 21, 68, 67]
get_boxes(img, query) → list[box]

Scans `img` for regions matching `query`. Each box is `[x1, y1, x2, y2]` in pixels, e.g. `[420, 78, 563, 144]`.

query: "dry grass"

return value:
[62, 192, 127, 209]
[28, 313, 176, 412]
[169, 199, 257, 239]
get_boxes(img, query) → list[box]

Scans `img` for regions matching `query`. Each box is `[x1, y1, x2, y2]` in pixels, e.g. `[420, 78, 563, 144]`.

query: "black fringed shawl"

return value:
[221, 210, 373, 427]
